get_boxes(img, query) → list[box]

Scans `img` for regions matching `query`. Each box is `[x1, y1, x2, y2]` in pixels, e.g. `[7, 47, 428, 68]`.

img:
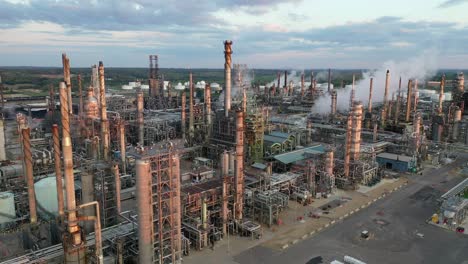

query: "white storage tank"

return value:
[140, 84, 149, 90]
[174, 83, 185, 91]
[121, 85, 133, 90]
[444, 92, 452, 101]
[210, 83, 221, 91]
[0, 192, 15, 226]
[35, 176, 65, 218]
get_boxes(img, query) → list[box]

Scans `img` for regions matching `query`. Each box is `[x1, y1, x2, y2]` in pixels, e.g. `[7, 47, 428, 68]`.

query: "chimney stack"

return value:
[62, 54, 73, 116]
[350, 103, 363, 161]
[224, 40, 233, 117]
[384, 70, 390, 113]
[137, 89, 144, 146]
[301, 73, 305, 97]
[368, 78, 373, 113]
[405, 79, 413, 122]
[52, 124, 65, 217]
[98, 61, 110, 160]
[22, 127, 37, 224]
[394, 77, 402, 124]
[181, 90, 186, 144]
[234, 110, 244, 220]
[328, 68, 332, 93]
[189, 72, 195, 144]
[284, 70, 288, 88]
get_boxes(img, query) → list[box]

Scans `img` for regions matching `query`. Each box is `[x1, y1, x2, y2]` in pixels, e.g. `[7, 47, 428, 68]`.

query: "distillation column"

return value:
[98, 62, 110, 160]
[234, 110, 244, 220]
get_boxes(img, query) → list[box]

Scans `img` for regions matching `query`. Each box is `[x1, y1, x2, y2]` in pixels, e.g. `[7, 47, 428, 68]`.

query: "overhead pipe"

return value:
[52, 124, 65, 217]
[22, 127, 37, 224]
[76, 201, 103, 264]
[224, 40, 232, 117]
[98, 61, 110, 161]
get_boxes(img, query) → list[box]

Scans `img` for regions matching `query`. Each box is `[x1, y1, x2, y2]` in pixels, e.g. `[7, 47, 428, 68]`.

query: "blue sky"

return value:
[0, 0, 467, 68]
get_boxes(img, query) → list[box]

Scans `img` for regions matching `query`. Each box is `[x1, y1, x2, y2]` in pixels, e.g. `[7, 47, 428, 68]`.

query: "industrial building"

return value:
[0, 40, 466, 264]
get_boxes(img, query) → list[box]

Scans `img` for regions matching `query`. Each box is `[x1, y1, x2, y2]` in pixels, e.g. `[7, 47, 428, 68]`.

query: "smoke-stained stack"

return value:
[331, 90, 337, 116]
[205, 84, 212, 127]
[413, 79, 419, 112]
[384, 70, 390, 113]
[149, 55, 160, 97]
[284, 70, 288, 89]
[181, 91, 186, 144]
[328, 68, 332, 93]
[189, 72, 195, 145]
[62, 54, 73, 116]
[394, 77, 402, 124]
[119, 120, 126, 174]
[453, 108, 462, 140]
[301, 73, 305, 97]
[350, 103, 363, 161]
[52, 124, 65, 217]
[136, 159, 152, 263]
[224, 40, 233, 117]
[368, 78, 373, 113]
[344, 115, 352, 178]
[234, 110, 244, 220]
[22, 127, 37, 224]
[405, 79, 413, 122]
[349, 75, 356, 109]
[137, 89, 144, 146]
[91, 65, 99, 106]
[380, 108, 386, 128]
[98, 61, 110, 161]
[277, 72, 281, 92]
[438, 75, 445, 115]
[59, 82, 85, 262]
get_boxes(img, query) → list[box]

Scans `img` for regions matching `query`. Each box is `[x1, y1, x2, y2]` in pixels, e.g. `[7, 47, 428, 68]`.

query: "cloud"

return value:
[438, 0, 468, 8]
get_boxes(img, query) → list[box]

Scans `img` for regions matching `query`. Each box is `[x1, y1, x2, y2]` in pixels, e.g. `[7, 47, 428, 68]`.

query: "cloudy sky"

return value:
[0, 0, 467, 68]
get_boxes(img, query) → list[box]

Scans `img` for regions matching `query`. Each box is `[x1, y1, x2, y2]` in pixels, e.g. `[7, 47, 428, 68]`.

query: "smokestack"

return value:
[331, 90, 337, 116]
[301, 73, 305, 97]
[242, 87, 247, 112]
[52, 124, 64, 217]
[277, 72, 281, 92]
[205, 84, 212, 127]
[234, 110, 244, 220]
[405, 79, 413, 122]
[0, 75, 4, 109]
[344, 115, 352, 178]
[349, 75, 356, 109]
[384, 70, 390, 113]
[438, 75, 445, 115]
[78, 74, 83, 119]
[22, 127, 37, 224]
[284, 70, 288, 88]
[189, 72, 195, 145]
[91, 65, 100, 106]
[394, 77, 402, 124]
[62, 54, 73, 116]
[59, 81, 84, 253]
[224, 40, 233, 117]
[328, 68, 331, 93]
[136, 159, 152, 264]
[81, 169, 94, 234]
[306, 119, 312, 145]
[119, 120, 126, 174]
[350, 103, 363, 161]
[380, 108, 386, 128]
[325, 150, 334, 177]
[98, 61, 110, 160]
[137, 89, 144, 146]
[181, 91, 186, 143]
[413, 79, 419, 112]
[368, 78, 373, 113]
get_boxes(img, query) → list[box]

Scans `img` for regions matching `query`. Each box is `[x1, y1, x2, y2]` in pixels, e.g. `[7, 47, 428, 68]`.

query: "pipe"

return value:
[328, 68, 331, 93]
[119, 121, 126, 174]
[224, 40, 232, 117]
[52, 124, 65, 217]
[181, 91, 186, 143]
[137, 89, 144, 146]
[189, 72, 194, 144]
[394, 77, 402, 124]
[112, 164, 121, 215]
[22, 127, 37, 224]
[76, 201, 103, 264]
[98, 61, 110, 161]
[59, 81, 82, 246]
[136, 159, 152, 264]
[368, 78, 373, 113]
[406, 79, 413, 122]
[234, 110, 244, 220]
[384, 70, 390, 113]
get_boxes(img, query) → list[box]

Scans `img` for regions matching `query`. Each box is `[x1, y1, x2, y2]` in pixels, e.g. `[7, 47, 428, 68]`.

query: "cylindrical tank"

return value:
[0, 164, 23, 182]
[0, 192, 15, 226]
[35, 177, 66, 219]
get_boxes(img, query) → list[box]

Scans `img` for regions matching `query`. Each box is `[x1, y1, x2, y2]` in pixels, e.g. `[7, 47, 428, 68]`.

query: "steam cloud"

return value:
[311, 51, 439, 114]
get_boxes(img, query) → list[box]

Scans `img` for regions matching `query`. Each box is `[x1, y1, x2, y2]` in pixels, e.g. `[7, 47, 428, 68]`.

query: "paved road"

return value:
[235, 155, 468, 264]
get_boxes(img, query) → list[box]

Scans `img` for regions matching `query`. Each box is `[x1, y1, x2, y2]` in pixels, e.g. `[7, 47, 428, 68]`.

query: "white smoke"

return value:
[311, 51, 439, 114]
[267, 70, 303, 87]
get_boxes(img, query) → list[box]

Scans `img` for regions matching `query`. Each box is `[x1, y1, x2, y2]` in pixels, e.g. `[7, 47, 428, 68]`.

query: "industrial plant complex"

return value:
[0, 40, 467, 264]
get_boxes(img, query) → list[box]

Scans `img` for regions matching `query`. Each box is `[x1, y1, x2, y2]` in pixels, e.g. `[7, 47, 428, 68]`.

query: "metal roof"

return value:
[251, 163, 267, 170]
[268, 131, 292, 139]
[376, 152, 413, 163]
[273, 145, 325, 164]
[441, 177, 468, 200]
[264, 135, 288, 144]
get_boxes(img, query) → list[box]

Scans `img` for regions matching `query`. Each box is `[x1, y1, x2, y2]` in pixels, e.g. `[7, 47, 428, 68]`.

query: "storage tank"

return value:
[35, 177, 65, 219]
[174, 83, 185, 91]
[210, 83, 221, 91]
[444, 92, 452, 101]
[121, 85, 133, 90]
[0, 164, 23, 183]
[0, 192, 15, 227]
[140, 84, 150, 90]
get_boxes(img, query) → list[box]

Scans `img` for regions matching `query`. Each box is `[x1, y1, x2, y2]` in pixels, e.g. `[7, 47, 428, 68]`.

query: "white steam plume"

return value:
[311, 51, 438, 114]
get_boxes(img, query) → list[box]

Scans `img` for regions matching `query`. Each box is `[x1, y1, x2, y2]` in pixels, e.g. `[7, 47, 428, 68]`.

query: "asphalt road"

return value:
[234, 155, 468, 264]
